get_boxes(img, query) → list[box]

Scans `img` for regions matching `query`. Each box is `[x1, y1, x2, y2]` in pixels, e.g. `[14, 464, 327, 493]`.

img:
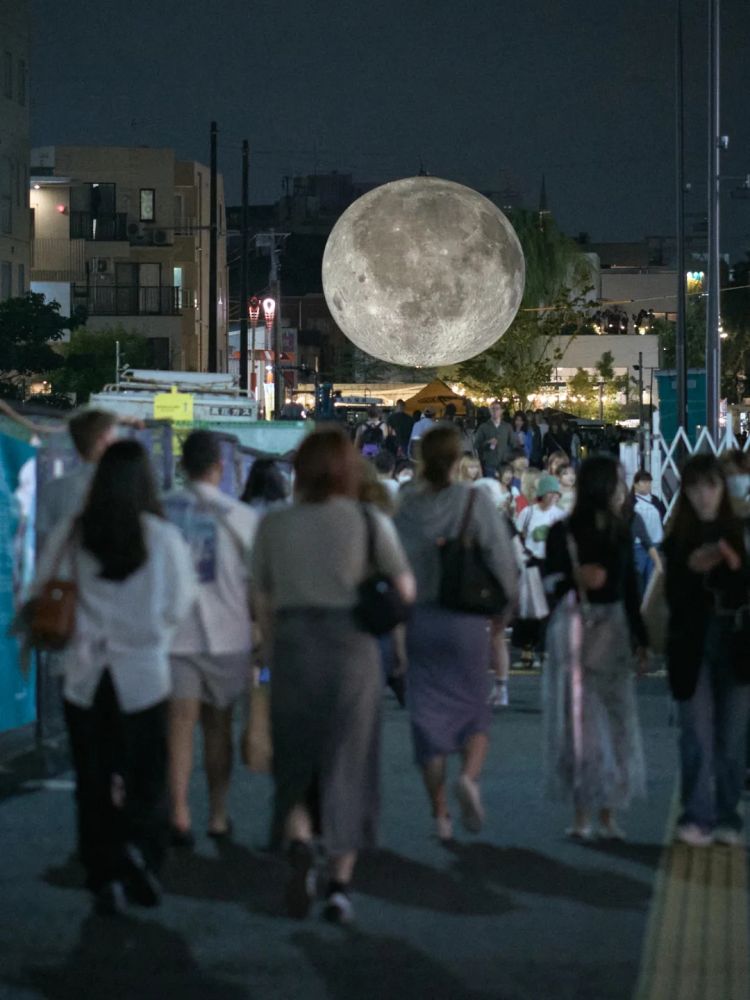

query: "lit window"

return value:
[140, 188, 155, 222]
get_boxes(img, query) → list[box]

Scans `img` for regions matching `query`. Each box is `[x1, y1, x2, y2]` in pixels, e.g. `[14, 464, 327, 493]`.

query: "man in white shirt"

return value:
[632, 470, 665, 546]
[408, 406, 436, 460]
[36, 409, 118, 550]
[164, 431, 258, 844]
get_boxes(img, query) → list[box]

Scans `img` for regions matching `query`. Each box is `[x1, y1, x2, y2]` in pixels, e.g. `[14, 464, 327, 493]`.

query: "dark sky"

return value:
[30, 0, 750, 256]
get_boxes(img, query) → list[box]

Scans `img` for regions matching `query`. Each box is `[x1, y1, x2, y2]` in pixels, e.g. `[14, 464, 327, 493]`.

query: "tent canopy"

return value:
[403, 379, 467, 416]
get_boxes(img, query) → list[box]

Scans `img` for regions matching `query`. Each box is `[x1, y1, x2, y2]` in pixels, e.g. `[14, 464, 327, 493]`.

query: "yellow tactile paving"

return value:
[634, 797, 749, 1000]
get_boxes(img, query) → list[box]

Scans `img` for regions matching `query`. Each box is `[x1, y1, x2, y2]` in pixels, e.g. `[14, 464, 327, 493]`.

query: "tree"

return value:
[720, 256, 750, 403]
[0, 293, 72, 398]
[455, 288, 594, 408]
[52, 326, 153, 403]
[654, 298, 706, 369]
[452, 211, 596, 406]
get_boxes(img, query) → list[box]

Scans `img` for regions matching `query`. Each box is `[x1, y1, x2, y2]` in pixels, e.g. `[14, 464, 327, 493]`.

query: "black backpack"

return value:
[360, 423, 385, 457]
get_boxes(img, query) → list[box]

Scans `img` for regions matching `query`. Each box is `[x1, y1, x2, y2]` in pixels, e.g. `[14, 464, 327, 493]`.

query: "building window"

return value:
[140, 188, 155, 222]
[173, 266, 183, 308]
[0, 158, 11, 234]
[1, 262, 11, 301]
[17, 59, 26, 106]
[17, 263, 25, 295]
[3, 52, 12, 99]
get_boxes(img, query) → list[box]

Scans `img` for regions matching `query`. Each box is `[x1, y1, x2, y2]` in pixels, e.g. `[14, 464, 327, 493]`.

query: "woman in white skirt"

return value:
[542, 454, 647, 840]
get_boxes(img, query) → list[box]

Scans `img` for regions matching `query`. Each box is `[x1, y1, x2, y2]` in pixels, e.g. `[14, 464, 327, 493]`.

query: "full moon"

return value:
[322, 176, 525, 367]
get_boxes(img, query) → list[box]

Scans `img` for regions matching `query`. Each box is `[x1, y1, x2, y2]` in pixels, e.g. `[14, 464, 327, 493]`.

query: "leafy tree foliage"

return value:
[52, 326, 152, 403]
[0, 293, 71, 397]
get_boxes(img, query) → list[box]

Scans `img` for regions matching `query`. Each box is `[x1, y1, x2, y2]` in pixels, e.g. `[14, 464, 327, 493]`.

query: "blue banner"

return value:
[0, 432, 37, 734]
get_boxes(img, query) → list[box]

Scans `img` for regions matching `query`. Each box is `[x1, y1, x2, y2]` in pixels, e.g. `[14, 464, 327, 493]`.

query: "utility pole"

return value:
[706, 0, 722, 437]
[675, 0, 688, 432]
[638, 351, 644, 431]
[208, 120, 218, 372]
[239, 140, 249, 393]
[270, 231, 283, 418]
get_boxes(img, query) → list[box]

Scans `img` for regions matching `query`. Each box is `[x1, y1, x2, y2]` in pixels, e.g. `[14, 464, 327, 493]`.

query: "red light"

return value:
[56, 204, 66, 214]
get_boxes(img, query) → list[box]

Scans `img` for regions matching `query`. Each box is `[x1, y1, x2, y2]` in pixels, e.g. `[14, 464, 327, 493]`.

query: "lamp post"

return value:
[262, 296, 276, 418]
[248, 296, 260, 399]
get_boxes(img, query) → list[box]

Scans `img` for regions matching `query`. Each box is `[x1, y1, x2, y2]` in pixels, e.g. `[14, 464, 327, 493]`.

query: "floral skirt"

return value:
[543, 596, 646, 811]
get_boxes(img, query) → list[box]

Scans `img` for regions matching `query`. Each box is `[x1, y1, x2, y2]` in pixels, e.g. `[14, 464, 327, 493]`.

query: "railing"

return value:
[72, 284, 181, 316]
[31, 238, 86, 280]
[70, 211, 129, 241]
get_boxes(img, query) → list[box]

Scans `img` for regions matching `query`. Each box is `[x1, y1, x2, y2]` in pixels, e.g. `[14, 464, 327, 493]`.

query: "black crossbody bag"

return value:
[439, 490, 508, 616]
[354, 505, 411, 636]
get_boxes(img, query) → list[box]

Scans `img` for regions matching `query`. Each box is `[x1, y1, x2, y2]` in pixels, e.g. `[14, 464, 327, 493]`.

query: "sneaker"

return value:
[95, 880, 128, 916]
[323, 890, 354, 925]
[488, 680, 508, 708]
[285, 840, 316, 920]
[565, 825, 595, 842]
[435, 815, 454, 841]
[675, 823, 713, 847]
[123, 844, 162, 907]
[454, 775, 484, 834]
[714, 825, 744, 847]
[598, 822, 627, 841]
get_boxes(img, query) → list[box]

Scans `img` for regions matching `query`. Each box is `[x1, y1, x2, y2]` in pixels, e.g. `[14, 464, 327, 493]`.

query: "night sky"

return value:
[30, 0, 750, 256]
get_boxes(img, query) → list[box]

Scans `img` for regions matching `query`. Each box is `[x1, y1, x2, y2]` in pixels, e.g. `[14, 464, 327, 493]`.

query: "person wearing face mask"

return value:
[663, 454, 750, 847]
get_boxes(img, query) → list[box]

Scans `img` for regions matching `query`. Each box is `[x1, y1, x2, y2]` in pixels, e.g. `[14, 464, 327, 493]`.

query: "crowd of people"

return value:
[27, 403, 750, 924]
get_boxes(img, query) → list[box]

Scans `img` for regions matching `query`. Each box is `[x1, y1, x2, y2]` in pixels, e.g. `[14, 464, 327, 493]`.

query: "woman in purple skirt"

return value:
[394, 426, 518, 840]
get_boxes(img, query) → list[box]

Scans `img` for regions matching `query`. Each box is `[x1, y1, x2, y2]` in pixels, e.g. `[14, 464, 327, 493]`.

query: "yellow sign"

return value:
[153, 386, 194, 423]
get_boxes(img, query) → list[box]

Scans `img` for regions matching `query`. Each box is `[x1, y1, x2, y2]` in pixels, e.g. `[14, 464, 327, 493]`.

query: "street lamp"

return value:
[248, 296, 260, 399]
[262, 297, 276, 418]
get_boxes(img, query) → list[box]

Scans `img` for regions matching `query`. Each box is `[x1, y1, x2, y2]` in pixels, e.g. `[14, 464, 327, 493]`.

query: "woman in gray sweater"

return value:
[394, 426, 518, 840]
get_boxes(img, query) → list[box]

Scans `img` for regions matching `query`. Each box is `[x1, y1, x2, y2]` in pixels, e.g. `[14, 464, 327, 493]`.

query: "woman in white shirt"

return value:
[36, 440, 196, 915]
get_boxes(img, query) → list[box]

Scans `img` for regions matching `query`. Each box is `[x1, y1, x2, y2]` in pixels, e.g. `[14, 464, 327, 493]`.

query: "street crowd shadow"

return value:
[354, 847, 517, 916]
[585, 839, 664, 868]
[445, 843, 652, 910]
[161, 838, 286, 917]
[291, 928, 496, 1000]
[10, 913, 247, 1000]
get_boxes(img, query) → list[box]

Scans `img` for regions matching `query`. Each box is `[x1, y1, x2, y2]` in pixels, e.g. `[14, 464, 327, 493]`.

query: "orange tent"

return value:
[403, 379, 467, 416]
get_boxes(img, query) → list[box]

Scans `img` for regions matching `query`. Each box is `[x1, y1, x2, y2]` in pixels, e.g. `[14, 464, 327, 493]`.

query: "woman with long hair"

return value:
[35, 440, 196, 914]
[394, 426, 518, 840]
[240, 458, 289, 516]
[251, 427, 415, 923]
[542, 454, 647, 840]
[663, 454, 750, 847]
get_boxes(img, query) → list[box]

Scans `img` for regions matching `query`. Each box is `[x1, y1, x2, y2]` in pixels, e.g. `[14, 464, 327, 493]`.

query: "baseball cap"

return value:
[536, 474, 561, 498]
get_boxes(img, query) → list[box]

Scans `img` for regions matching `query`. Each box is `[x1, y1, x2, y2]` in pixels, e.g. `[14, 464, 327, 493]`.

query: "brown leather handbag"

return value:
[27, 531, 78, 650]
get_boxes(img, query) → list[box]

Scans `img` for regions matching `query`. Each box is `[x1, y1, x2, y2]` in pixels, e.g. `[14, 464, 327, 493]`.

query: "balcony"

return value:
[31, 238, 86, 281]
[73, 284, 182, 317]
[70, 211, 128, 241]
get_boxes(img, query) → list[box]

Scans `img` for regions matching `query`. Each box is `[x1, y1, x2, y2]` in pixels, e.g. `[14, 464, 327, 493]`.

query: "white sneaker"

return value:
[675, 823, 713, 847]
[714, 825, 744, 847]
[565, 825, 595, 842]
[435, 815, 454, 841]
[488, 681, 509, 707]
[454, 775, 484, 834]
[323, 891, 354, 925]
[598, 822, 627, 841]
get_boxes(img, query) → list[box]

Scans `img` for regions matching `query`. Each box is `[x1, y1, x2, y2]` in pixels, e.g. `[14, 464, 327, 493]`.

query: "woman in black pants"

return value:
[35, 441, 196, 913]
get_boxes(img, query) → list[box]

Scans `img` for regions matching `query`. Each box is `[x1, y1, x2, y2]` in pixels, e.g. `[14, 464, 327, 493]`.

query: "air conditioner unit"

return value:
[127, 223, 153, 246]
[90, 256, 111, 275]
[153, 229, 169, 246]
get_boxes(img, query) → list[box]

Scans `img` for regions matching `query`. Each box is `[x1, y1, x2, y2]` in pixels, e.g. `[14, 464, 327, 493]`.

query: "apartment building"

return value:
[30, 145, 228, 371]
[0, 0, 30, 301]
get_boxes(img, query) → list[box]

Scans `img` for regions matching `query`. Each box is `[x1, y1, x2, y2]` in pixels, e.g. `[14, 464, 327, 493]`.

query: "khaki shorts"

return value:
[170, 652, 251, 709]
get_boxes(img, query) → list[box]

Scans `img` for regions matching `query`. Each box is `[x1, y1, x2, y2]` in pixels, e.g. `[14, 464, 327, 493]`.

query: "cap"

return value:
[536, 474, 561, 498]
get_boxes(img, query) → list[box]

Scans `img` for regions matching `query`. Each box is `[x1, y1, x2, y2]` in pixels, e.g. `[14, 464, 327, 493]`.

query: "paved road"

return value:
[0, 674, 720, 1000]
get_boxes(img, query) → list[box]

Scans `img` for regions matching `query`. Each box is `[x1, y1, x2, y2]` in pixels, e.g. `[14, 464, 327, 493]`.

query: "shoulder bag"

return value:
[354, 505, 411, 636]
[26, 527, 78, 651]
[439, 490, 508, 616]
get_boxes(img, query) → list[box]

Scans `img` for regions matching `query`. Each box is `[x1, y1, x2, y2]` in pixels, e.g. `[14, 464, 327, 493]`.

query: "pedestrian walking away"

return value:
[394, 425, 518, 842]
[164, 430, 259, 847]
[251, 426, 415, 923]
[33, 440, 197, 915]
[542, 454, 647, 842]
[663, 454, 750, 848]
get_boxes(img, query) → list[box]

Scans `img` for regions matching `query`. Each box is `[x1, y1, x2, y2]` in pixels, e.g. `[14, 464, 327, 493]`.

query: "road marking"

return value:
[20, 778, 75, 792]
[634, 793, 748, 1000]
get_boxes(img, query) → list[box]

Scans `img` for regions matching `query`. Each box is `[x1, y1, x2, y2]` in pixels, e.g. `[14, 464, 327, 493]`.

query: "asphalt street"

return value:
[0, 675, 693, 1000]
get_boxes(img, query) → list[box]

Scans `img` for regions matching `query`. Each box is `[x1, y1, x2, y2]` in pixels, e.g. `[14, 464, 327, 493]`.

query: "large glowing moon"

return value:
[321, 176, 525, 367]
